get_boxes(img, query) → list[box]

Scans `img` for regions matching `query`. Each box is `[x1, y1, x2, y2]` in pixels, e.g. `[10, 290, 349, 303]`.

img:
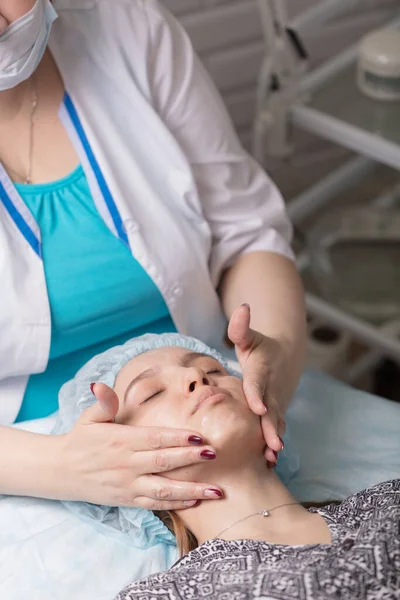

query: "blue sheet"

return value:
[287, 369, 400, 501]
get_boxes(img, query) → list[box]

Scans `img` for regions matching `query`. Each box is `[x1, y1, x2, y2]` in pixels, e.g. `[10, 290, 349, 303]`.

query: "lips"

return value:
[192, 386, 231, 414]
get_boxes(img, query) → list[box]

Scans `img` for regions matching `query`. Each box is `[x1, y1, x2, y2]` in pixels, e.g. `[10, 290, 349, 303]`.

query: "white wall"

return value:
[164, 0, 399, 156]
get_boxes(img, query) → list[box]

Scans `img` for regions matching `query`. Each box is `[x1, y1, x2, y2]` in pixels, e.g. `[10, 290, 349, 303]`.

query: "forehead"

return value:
[127, 346, 189, 370]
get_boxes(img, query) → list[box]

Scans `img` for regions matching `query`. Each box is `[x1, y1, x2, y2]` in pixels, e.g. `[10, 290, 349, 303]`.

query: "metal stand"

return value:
[255, 1, 400, 376]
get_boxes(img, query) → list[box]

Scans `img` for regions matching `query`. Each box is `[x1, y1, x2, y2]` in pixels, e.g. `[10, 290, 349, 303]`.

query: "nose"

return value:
[185, 367, 210, 395]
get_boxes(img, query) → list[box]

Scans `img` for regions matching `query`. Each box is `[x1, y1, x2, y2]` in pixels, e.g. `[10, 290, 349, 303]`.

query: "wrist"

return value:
[0, 428, 69, 500]
[30, 433, 71, 501]
[261, 335, 304, 414]
[47, 433, 75, 501]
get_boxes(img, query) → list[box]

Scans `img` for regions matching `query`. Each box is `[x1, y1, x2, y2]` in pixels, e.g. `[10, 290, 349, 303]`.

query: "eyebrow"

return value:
[123, 368, 159, 404]
[123, 352, 218, 404]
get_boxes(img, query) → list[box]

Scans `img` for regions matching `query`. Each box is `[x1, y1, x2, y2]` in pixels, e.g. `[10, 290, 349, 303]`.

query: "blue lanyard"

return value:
[0, 93, 129, 258]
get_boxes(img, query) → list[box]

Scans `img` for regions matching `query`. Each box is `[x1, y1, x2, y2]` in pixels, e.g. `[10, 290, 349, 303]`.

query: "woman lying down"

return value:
[57, 327, 399, 600]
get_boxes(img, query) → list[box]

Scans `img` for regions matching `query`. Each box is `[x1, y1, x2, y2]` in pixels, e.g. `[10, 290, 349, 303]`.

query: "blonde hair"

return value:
[154, 510, 198, 556]
[155, 499, 341, 557]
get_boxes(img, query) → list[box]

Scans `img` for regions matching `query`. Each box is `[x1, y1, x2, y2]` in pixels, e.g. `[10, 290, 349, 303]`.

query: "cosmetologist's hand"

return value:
[228, 304, 286, 466]
[55, 383, 223, 510]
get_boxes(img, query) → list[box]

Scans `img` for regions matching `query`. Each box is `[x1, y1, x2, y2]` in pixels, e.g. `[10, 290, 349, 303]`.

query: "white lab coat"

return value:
[0, 0, 294, 424]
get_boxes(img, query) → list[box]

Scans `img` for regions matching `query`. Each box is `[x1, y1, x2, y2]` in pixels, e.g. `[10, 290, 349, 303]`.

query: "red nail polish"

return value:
[90, 383, 96, 394]
[267, 461, 276, 469]
[279, 436, 285, 450]
[208, 488, 223, 498]
[273, 450, 278, 460]
[200, 450, 216, 460]
[188, 435, 203, 445]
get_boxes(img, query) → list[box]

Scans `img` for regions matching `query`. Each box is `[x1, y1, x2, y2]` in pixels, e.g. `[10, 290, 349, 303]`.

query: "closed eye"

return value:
[207, 369, 222, 375]
[140, 389, 163, 405]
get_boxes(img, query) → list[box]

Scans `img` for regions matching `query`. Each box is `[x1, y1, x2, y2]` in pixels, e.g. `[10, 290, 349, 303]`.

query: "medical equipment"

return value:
[254, 0, 400, 381]
[306, 321, 350, 379]
[253, 0, 308, 159]
[357, 28, 400, 101]
[308, 207, 400, 323]
[2, 367, 399, 600]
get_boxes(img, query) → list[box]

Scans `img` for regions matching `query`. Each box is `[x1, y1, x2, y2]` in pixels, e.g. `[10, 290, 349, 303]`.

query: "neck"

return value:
[0, 81, 30, 121]
[180, 458, 307, 545]
[0, 47, 50, 122]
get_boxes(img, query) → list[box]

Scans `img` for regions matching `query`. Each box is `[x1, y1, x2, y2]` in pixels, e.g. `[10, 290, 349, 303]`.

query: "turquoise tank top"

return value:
[15, 165, 176, 422]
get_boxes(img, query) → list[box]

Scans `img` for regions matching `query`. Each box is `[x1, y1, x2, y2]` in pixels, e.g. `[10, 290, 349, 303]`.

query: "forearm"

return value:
[0, 426, 63, 498]
[219, 251, 307, 412]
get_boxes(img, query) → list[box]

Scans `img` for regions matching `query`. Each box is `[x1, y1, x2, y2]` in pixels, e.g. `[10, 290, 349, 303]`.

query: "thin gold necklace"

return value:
[212, 501, 299, 540]
[2, 77, 38, 184]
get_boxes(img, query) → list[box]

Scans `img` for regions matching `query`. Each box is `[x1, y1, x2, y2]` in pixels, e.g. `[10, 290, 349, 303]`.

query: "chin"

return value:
[199, 406, 264, 455]
[166, 410, 264, 483]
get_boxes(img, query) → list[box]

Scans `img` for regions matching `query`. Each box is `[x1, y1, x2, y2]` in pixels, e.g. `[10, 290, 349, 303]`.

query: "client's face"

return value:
[114, 347, 264, 475]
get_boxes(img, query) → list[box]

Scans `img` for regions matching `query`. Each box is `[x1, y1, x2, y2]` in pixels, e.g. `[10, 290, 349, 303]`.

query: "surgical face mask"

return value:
[0, 0, 58, 91]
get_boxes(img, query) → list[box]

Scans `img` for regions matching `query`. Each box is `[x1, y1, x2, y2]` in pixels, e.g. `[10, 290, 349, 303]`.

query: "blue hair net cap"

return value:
[53, 333, 240, 549]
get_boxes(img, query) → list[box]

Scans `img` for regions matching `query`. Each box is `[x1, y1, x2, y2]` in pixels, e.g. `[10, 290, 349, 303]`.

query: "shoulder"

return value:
[114, 568, 177, 599]
[53, 0, 168, 25]
[53, 0, 178, 57]
[321, 479, 400, 529]
[344, 479, 400, 511]
[54, 0, 147, 10]
[115, 541, 235, 598]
